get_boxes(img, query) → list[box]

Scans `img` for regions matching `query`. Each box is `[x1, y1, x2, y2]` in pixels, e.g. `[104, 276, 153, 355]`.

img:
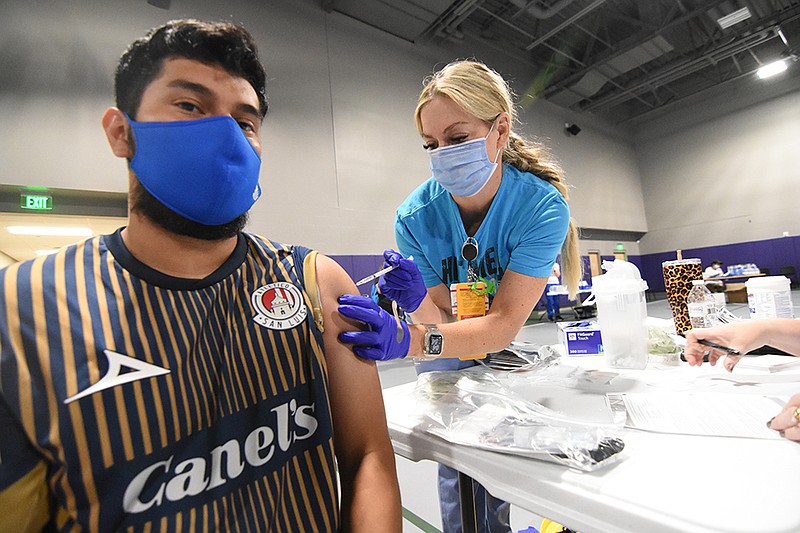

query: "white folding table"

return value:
[384, 354, 800, 533]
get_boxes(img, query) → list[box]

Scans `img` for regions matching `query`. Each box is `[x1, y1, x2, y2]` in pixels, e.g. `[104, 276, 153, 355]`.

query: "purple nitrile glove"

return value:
[377, 249, 427, 313]
[337, 294, 410, 361]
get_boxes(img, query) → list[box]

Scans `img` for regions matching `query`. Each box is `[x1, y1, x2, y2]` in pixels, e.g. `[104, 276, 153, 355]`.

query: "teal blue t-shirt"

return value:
[395, 163, 570, 290]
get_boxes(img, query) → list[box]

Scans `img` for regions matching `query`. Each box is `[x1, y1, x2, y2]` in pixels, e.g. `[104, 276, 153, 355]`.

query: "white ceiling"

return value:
[0, 213, 127, 263]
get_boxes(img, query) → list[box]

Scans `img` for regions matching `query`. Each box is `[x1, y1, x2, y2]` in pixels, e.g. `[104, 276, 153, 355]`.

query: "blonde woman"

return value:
[338, 60, 581, 532]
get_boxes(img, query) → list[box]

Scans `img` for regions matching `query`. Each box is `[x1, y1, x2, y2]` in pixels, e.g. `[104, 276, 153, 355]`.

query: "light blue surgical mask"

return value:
[428, 123, 501, 197]
[128, 115, 262, 226]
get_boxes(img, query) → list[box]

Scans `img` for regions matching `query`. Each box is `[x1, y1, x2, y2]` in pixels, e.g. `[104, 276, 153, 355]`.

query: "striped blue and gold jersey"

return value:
[0, 229, 339, 532]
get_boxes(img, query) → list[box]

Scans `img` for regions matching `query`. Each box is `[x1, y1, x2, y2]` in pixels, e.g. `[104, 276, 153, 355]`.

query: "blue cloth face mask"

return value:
[128, 115, 262, 226]
[428, 123, 501, 197]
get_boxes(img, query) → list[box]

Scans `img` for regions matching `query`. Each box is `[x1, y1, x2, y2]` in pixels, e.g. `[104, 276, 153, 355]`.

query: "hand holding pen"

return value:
[697, 339, 742, 372]
[684, 325, 750, 371]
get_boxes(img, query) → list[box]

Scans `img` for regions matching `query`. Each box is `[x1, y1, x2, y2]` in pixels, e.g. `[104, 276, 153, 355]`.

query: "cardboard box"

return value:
[557, 321, 604, 356]
[726, 283, 747, 303]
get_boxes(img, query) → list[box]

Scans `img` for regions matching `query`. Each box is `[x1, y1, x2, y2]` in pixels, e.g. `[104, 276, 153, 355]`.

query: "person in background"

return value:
[339, 60, 581, 533]
[703, 259, 726, 293]
[685, 319, 800, 441]
[545, 262, 563, 321]
[0, 19, 401, 532]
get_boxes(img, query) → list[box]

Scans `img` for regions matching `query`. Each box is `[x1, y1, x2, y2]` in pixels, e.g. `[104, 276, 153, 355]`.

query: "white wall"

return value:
[0, 0, 646, 259]
[282, 9, 436, 253]
[636, 89, 800, 254]
[561, 132, 647, 236]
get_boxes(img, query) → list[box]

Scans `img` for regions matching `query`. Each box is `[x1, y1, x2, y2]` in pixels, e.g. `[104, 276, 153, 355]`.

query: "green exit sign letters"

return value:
[20, 193, 53, 211]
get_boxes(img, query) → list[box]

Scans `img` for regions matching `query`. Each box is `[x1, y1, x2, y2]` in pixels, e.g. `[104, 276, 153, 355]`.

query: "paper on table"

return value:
[735, 354, 800, 373]
[610, 392, 786, 439]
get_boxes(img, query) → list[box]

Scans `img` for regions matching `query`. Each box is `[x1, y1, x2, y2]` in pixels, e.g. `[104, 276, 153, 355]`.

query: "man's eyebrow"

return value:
[236, 103, 262, 121]
[167, 79, 263, 119]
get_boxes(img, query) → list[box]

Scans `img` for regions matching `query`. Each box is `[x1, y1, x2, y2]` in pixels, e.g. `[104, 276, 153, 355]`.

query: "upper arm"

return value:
[312, 255, 394, 467]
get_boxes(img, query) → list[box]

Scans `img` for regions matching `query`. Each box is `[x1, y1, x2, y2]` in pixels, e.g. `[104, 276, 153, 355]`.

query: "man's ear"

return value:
[102, 107, 133, 159]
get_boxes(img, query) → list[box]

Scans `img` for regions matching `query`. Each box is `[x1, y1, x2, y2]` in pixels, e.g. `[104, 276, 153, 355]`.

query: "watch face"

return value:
[428, 334, 443, 355]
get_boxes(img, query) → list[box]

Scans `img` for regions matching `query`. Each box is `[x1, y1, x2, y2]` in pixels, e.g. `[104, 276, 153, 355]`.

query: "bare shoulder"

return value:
[310, 253, 363, 341]
[313, 253, 357, 298]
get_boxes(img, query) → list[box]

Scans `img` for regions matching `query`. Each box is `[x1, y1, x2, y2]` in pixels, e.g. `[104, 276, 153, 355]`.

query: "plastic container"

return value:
[746, 276, 795, 319]
[686, 280, 715, 329]
[591, 259, 649, 369]
[711, 292, 726, 310]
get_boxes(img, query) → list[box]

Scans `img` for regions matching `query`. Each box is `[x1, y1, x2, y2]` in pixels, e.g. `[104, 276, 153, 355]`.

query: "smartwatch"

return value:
[423, 325, 444, 356]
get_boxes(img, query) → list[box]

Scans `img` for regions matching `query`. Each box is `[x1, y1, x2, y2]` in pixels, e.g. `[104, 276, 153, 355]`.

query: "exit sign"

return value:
[20, 193, 53, 211]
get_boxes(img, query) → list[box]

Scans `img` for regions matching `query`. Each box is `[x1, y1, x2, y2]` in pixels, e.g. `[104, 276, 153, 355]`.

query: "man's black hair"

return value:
[115, 19, 268, 119]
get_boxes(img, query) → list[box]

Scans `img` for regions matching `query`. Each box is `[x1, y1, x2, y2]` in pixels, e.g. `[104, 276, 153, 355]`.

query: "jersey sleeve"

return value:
[0, 395, 51, 531]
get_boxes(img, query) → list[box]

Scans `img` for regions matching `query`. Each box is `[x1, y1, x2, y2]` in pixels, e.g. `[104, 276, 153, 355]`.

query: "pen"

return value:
[354, 256, 414, 287]
[697, 339, 741, 355]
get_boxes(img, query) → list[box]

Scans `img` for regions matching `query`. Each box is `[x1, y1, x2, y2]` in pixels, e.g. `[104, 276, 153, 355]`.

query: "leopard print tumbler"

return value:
[662, 258, 703, 335]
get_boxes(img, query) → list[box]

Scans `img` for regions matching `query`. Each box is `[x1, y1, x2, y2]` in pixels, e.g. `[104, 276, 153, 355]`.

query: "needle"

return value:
[354, 256, 414, 287]
[355, 264, 399, 287]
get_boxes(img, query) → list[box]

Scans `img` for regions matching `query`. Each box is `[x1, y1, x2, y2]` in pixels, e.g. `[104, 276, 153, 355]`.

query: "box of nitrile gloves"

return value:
[557, 321, 604, 356]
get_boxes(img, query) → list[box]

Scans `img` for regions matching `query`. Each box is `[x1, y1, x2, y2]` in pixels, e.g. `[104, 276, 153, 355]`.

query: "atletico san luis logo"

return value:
[251, 282, 308, 330]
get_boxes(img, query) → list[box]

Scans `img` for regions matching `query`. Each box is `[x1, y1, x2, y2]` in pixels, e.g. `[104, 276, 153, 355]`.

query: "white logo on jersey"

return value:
[251, 282, 308, 330]
[63, 350, 170, 404]
[123, 399, 318, 513]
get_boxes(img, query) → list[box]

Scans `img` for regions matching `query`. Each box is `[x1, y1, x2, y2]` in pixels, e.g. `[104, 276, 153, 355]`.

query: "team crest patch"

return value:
[251, 282, 308, 330]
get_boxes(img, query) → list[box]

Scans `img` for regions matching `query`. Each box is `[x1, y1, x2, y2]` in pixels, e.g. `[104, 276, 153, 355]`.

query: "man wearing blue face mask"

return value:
[339, 61, 583, 533]
[0, 19, 401, 532]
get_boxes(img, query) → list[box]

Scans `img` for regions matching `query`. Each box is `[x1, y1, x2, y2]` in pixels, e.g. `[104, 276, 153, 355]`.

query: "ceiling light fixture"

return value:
[6, 226, 93, 237]
[757, 60, 788, 79]
[717, 7, 751, 29]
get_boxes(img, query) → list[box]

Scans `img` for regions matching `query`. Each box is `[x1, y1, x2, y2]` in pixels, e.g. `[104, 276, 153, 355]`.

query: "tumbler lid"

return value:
[662, 258, 701, 267]
[592, 259, 648, 295]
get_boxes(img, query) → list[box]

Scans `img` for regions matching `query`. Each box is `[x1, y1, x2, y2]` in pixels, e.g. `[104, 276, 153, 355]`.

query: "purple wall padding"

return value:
[329, 236, 800, 300]
[328, 254, 383, 295]
[637, 235, 800, 293]
[582, 255, 591, 278]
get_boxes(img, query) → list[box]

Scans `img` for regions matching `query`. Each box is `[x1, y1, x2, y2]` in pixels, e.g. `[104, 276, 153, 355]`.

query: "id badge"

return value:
[450, 282, 489, 360]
